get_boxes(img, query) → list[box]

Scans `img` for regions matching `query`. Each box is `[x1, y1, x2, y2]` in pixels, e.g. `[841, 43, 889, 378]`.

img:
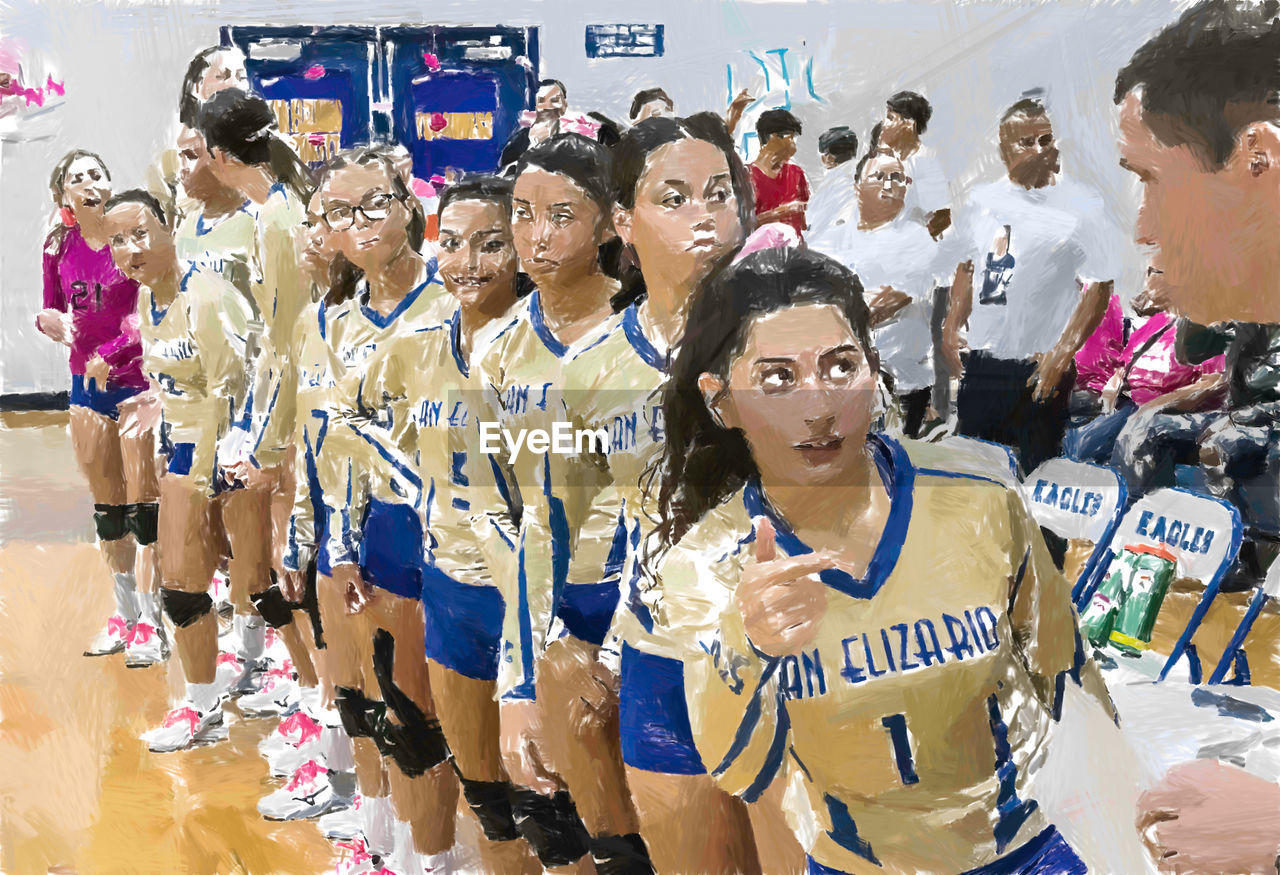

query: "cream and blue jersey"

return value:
[355, 305, 523, 677]
[475, 291, 624, 698]
[138, 262, 251, 494]
[284, 264, 451, 582]
[642, 436, 1105, 874]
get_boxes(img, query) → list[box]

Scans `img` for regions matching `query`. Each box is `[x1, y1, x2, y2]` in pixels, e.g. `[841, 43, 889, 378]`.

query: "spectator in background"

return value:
[811, 150, 970, 437]
[867, 90, 950, 238]
[500, 78, 577, 169]
[749, 108, 809, 237]
[1064, 287, 1225, 465]
[804, 125, 859, 237]
[945, 97, 1118, 474]
[629, 87, 674, 122]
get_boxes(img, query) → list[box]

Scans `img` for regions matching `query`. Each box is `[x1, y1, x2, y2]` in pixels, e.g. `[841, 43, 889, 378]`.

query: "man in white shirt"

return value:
[805, 125, 859, 239]
[869, 90, 950, 238]
[946, 97, 1117, 473]
[811, 150, 967, 436]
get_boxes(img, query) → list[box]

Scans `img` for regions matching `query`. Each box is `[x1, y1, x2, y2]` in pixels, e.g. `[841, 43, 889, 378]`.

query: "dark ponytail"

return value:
[197, 88, 314, 201]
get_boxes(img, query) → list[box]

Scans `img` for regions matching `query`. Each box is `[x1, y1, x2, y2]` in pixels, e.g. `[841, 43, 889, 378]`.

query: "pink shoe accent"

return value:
[265, 660, 294, 682]
[335, 837, 372, 866]
[276, 711, 322, 746]
[106, 615, 130, 638]
[265, 626, 279, 649]
[162, 706, 200, 736]
[127, 622, 155, 645]
[285, 759, 327, 792]
[217, 651, 242, 667]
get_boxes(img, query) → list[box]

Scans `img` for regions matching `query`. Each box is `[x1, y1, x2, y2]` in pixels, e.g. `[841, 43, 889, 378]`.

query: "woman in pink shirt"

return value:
[1064, 291, 1225, 464]
[36, 149, 164, 664]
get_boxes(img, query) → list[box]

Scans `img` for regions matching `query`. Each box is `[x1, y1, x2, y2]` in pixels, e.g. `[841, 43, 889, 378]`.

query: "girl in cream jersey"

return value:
[104, 190, 251, 751]
[301, 148, 456, 869]
[557, 113, 775, 874]
[475, 133, 629, 873]
[641, 246, 1115, 875]
[350, 176, 545, 872]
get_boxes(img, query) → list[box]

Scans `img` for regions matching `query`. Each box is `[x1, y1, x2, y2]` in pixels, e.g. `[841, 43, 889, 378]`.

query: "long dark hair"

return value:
[197, 88, 314, 201]
[610, 111, 755, 310]
[654, 246, 876, 551]
[316, 148, 427, 303]
[179, 46, 229, 127]
[46, 149, 110, 251]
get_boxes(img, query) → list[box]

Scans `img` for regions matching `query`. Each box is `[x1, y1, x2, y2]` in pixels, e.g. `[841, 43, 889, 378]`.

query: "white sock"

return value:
[361, 794, 396, 856]
[236, 614, 266, 661]
[322, 726, 356, 773]
[135, 590, 160, 627]
[419, 848, 452, 873]
[187, 681, 220, 714]
[113, 572, 138, 620]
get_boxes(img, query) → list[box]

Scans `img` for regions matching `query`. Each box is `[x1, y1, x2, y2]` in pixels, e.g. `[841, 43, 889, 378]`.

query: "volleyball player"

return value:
[476, 133, 623, 873]
[644, 246, 1114, 874]
[39, 151, 165, 668]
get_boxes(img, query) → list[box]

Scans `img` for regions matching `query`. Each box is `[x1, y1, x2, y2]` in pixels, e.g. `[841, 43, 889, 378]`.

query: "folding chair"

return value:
[1208, 557, 1280, 685]
[1076, 488, 1242, 683]
[1020, 457, 1127, 599]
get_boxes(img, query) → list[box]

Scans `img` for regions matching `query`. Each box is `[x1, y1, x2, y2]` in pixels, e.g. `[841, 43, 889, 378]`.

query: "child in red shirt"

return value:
[749, 108, 810, 236]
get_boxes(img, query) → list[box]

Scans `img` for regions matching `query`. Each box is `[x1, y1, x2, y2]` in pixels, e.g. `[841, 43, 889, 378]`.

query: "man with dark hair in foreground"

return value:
[1116, 1, 1280, 872]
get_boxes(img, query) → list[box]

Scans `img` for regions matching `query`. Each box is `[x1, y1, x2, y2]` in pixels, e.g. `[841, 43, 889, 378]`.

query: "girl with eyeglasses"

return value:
[303, 148, 457, 869]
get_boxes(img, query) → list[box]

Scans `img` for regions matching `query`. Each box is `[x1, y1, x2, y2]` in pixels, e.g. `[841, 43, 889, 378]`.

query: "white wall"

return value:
[0, 0, 1182, 394]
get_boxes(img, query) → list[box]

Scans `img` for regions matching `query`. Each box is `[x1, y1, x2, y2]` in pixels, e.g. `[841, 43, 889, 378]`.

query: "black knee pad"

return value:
[249, 585, 295, 628]
[334, 686, 386, 739]
[458, 777, 520, 842]
[124, 502, 159, 546]
[510, 787, 591, 867]
[301, 557, 325, 649]
[370, 629, 452, 776]
[160, 587, 213, 628]
[93, 504, 129, 542]
[590, 833, 656, 875]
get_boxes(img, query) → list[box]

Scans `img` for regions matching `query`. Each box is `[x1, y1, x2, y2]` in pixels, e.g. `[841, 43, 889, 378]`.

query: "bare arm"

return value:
[1030, 279, 1113, 402]
[1138, 372, 1227, 416]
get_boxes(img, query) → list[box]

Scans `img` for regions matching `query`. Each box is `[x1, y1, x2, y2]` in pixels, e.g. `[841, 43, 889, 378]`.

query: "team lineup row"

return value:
[33, 0, 1280, 871]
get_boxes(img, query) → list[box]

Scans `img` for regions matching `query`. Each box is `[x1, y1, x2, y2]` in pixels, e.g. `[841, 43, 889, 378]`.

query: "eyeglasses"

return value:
[865, 171, 910, 185]
[323, 192, 402, 231]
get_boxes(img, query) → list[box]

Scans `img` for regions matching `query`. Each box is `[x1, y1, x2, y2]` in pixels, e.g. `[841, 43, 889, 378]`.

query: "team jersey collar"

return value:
[152, 263, 199, 325]
[448, 307, 469, 377]
[527, 289, 618, 361]
[194, 201, 253, 237]
[741, 433, 915, 600]
[622, 302, 668, 372]
[358, 258, 437, 329]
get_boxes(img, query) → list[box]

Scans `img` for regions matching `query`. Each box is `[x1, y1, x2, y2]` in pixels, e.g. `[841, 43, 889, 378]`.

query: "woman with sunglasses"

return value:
[307, 147, 457, 869]
[476, 133, 625, 874]
[643, 245, 1113, 875]
[39, 150, 164, 666]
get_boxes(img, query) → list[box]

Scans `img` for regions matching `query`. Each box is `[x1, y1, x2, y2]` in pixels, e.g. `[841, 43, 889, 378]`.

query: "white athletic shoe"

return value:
[258, 760, 353, 821]
[238, 664, 300, 717]
[84, 615, 130, 657]
[124, 621, 168, 668]
[333, 836, 378, 875]
[318, 794, 363, 840]
[142, 702, 225, 752]
[258, 710, 324, 761]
